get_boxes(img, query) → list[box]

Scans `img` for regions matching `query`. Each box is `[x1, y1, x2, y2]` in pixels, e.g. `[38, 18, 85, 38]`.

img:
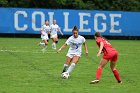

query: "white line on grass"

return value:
[0, 49, 57, 54]
[0, 49, 136, 55]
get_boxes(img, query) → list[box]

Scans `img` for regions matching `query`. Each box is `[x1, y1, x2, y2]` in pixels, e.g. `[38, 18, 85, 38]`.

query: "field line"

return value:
[0, 49, 57, 54]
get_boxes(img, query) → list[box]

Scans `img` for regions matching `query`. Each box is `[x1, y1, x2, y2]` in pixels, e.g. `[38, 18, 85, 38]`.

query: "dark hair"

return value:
[94, 32, 101, 37]
[45, 20, 48, 22]
[72, 25, 78, 32]
[94, 32, 110, 42]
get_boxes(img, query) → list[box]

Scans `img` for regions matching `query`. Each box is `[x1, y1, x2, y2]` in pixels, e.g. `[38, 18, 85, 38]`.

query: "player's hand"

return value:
[97, 52, 101, 57]
[41, 34, 45, 36]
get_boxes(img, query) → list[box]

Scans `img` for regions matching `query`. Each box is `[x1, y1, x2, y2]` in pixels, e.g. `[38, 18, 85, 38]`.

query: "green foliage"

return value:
[0, 0, 8, 6]
[0, 0, 140, 11]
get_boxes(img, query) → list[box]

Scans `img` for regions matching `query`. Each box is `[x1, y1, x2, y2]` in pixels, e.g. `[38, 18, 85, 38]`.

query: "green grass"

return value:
[0, 38, 140, 93]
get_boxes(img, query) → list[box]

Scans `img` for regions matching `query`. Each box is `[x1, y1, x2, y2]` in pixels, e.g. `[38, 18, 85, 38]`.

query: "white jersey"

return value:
[50, 24, 60, 35]
[40, 24, 50, 35]
[40, 24, 50, 40]
[66, 35, 86, 55]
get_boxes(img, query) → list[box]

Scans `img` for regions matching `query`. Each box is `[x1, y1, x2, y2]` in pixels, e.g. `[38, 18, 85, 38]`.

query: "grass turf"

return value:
[0, 38, 140, 93]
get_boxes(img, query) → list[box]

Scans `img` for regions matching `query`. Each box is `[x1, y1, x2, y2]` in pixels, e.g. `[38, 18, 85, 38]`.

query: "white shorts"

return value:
[66, 53, 81, 58]
[51, 34, 58, 38]
[41, 35, 49, 40]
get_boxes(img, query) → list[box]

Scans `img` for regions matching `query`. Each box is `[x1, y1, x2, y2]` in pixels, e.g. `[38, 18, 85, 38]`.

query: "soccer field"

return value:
[0, 38, 140, 93]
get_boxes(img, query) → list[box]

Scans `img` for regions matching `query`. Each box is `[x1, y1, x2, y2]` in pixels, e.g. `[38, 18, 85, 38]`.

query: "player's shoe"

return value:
[90, 80, 99, 84]
[52, 46, 56, 50]
[52, 47, 56, 50]
[118, 81, 122, 84]
[39, 42, 45, 46]
[61, 70, 66, 74]
[52, 43, 56, 50]
[52, 44, 55, 49]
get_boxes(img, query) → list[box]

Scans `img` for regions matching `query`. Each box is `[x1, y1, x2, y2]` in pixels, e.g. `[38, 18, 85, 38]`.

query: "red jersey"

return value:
[96, 37, 116, 55]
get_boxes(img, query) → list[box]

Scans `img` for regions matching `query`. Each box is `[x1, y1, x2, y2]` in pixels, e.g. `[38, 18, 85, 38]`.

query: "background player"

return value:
[57, 26, 88, 77]
[40, 20, 50, 52]
[50, 20, 63, 49]
[90, 32, 122, 84]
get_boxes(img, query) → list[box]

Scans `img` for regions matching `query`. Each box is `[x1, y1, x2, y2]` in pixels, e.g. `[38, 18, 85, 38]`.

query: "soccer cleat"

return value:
[39, 42, 45, 46]
[118, 81, 122, 84]
[52, 47, 56, 50]
[52, 45, 56, 50]
[90, 80, 99, 84]
[61, 69, 66, 74]
[52, 44, 54, 49]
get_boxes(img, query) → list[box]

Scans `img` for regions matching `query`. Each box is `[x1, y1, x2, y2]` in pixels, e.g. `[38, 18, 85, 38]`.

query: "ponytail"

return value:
[94, 32, 109, 42]
[72, 25, 78, 32]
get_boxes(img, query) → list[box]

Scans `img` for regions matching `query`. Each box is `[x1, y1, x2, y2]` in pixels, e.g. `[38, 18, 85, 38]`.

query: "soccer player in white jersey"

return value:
[57, 26, 88, 77]
[40, 20, 50, 51]
[50, 20, 63, 49]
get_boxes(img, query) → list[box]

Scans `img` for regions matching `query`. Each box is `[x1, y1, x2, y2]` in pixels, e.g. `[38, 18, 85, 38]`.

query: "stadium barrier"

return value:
[0, 8, 140, 37]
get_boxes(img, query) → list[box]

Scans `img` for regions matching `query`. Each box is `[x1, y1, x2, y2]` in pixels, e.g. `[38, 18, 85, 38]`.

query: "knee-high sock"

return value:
[52, 42, 56, 49]
[66, 63, 75, 74]
[113, 69, 121, 82]
[96, 68, 102, 80]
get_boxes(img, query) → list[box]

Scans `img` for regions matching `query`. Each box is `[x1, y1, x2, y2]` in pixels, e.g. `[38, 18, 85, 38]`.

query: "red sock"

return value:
[113, 69, 121, 82]
[96, 68, 102, 80]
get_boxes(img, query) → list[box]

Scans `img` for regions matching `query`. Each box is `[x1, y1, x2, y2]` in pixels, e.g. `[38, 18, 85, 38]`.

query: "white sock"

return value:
[66, 63, 75, 74]
[52, 43, 54, 48]
[54, 43, 56, 49]
[52, 42, 56, 49]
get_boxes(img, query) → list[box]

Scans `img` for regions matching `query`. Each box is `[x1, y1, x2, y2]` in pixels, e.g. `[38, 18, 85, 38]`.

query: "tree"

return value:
[0, 0, 140, 11]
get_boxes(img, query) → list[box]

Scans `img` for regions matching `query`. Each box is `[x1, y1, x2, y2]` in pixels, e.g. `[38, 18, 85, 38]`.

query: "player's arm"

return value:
[83, 41, 88, 58]
[40, 30, 45, 36]
[57, 43, 67, 53]
[97, 42, 104, 57]
[57, 27, 63, 35]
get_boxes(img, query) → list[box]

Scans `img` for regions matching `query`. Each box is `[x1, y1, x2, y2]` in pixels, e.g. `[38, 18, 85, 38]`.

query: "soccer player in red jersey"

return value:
[90, 32, 122, 84]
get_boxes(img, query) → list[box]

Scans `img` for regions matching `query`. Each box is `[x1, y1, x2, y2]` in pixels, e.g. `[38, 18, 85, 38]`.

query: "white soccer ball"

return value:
[61, 72, 69, 79]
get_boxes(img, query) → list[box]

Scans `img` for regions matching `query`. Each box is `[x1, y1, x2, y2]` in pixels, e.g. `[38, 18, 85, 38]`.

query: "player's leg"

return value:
[66, 56, 80, 74]
[52, 36, 58, 49]
[110, 61, 122, 83]
[55, 36, 59, 44]
[41, 39, 48, 52]
[40, 35, 45, 46]
[53, 35, 58, 49]
[96, 58, 108, 80]
[90, 58, 108, 84]
[52, 38, 56, 49]
[62, 56, 72, 73]
[43, 39, 48, 48]
[41, 35, 49, 51]
[110, 52, 122, 83]
[39, 40, 45, 46]
[53, 38, 57, 49]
